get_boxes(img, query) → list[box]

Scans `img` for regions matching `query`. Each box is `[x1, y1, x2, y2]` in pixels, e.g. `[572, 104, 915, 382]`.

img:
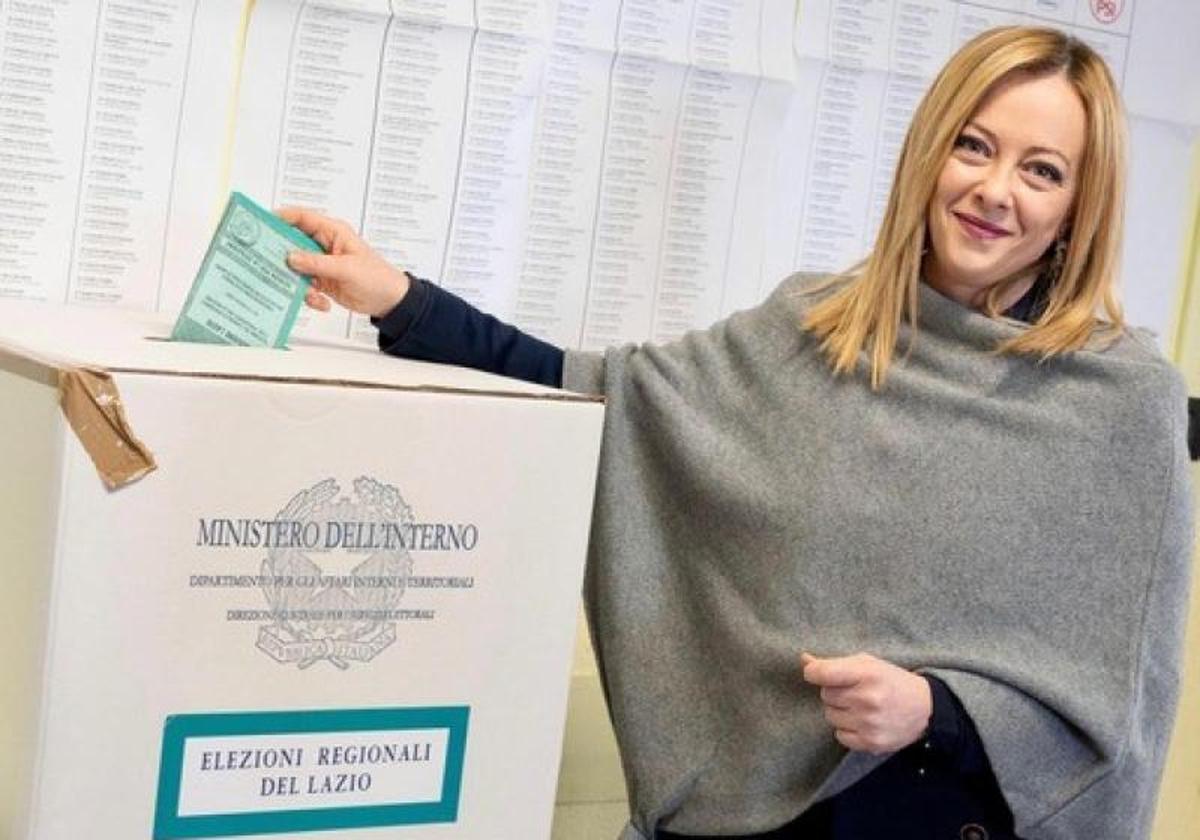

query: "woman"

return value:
[280, 27, 1193, 840]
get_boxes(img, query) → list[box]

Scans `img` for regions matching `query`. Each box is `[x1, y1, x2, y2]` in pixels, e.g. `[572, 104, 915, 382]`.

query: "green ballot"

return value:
[171, 192, 322, 348]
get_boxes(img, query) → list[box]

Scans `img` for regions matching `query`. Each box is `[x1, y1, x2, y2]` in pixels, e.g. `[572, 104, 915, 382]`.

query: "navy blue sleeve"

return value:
[922, 675, 994, 777]
[371, 274, 564, 388]
[1187, 397, 1198, 461]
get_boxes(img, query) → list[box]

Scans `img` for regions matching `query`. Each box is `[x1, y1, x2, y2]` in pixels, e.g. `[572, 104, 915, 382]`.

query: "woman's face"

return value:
[924, 72, 1086, 308]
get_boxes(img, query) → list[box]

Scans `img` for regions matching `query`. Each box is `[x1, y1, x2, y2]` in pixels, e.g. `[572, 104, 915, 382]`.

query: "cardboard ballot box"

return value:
[0, 300, 604, 840]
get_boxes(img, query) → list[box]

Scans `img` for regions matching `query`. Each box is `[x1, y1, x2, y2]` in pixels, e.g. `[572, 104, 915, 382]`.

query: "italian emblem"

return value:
[257, 477, 413, 669]
[1090, 0, 1122, 24]
[228, 205, 261, 247]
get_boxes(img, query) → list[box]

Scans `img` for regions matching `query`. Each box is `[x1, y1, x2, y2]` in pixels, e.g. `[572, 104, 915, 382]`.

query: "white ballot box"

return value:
[0, 300, 604, 840]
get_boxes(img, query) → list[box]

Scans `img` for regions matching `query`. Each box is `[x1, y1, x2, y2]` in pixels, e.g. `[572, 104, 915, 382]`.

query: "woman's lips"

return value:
[954, 212, 1011, 240]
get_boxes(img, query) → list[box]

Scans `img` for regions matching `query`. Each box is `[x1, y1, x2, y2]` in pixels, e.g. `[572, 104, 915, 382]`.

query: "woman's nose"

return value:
[972, 165, 1013, 212]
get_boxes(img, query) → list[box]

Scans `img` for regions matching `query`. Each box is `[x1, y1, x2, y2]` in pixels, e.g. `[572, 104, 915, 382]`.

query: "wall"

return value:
[1152, 140, 1200, 840]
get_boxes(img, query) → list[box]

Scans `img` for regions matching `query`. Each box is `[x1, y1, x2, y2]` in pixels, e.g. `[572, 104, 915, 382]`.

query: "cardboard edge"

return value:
[103, 366, 608, 404]
[57, 368, 157, 490]
[6, 339, 597, 487]
[0, 345, 59, 388]
[0, 356, 67, 838]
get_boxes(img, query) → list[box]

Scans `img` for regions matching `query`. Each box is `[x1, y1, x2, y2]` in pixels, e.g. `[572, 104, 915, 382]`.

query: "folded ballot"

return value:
[172, 192, 322, 348]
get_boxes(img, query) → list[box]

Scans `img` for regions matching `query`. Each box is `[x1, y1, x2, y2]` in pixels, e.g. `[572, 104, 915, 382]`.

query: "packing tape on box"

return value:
[58, 367, 157, 490]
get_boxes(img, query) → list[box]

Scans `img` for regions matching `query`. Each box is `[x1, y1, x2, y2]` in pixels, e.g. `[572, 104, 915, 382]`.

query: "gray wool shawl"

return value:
[562, 273, 1194, 840]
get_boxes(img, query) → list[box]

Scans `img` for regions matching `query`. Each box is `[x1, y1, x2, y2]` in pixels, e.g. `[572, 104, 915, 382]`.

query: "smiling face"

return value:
[924, 71, 1087, 310]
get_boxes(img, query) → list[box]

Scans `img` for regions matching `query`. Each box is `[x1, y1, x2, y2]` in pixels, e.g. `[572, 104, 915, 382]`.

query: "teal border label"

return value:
[154, 706, 469, 838]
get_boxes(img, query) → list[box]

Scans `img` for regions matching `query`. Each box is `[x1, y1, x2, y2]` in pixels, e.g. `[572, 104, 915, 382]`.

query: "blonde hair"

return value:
[803, 26, 1127, 388]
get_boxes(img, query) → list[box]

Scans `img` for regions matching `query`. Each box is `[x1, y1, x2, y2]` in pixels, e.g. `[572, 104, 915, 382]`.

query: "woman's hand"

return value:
[276, 207, 410, 318]
[801, 652, 932, 755]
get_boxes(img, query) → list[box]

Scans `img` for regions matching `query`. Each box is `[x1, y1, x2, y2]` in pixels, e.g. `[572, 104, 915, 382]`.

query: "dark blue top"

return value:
[372, 275, 1047, 839]
[1188, 397, 1199, 461]
[374, 272, 1053, 391]
[373, 275, 564, 387]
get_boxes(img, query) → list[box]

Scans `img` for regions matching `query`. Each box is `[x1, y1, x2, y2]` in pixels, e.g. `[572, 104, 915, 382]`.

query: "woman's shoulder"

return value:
[1083, 324, 1186, 394]
[767, 270, 849, 300]
[761, 271, 850, 319]
[1070, 326, 1189, 446]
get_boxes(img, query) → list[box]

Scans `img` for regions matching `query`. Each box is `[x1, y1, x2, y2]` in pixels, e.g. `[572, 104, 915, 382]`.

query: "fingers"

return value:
[803, 651, 931, 755]
[276, 206, 328, 238]
[822, 705, 856, 730]
[276, 208, 409, 319]
[276, 206, 360, 254]
[823, 702, 887, 750]
[833, 729, 861, 751]
[819, 685, 852, 709]
[304, 288, 332, 312]
[274, 205, 304, 224]
[833, 729, 885, 755]
[287, 250, 357, 283]
[801, 652, 865, 688]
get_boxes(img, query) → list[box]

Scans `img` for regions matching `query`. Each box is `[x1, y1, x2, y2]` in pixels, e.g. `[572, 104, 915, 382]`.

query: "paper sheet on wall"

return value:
[0, 0, 246, 310]
[225, 0, 1200, 348]
[1, 0, 1197, 350]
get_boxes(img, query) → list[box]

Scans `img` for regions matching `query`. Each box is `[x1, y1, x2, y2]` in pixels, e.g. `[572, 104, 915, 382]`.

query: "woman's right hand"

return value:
[276, 207, 410, 318]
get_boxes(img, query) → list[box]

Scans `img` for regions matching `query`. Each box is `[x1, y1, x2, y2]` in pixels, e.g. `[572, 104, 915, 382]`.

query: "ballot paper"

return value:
[171, 192, 321, 348]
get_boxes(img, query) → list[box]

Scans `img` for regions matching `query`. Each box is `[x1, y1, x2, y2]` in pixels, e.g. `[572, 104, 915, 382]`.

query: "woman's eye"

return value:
[1029, 162, 1064, 184]
[954, 134, 989, 155]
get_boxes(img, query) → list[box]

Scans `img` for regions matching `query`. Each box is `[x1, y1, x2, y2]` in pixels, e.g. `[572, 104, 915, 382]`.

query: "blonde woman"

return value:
[281, 27, 1193, 840]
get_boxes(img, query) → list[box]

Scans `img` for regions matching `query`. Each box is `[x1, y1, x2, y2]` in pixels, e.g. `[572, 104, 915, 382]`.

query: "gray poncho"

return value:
[563, 274, 1194, 839]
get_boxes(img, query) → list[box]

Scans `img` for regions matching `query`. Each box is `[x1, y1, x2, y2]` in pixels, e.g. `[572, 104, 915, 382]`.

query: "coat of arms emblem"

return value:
[256, 477, 413, 669]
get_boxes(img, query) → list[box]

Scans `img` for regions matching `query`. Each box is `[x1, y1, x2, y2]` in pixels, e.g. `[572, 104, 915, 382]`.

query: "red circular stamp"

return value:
[1091, 0, 1123, 24]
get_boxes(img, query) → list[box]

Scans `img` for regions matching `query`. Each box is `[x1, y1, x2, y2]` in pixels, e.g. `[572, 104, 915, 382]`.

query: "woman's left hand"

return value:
[801, 652, 932, 755]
